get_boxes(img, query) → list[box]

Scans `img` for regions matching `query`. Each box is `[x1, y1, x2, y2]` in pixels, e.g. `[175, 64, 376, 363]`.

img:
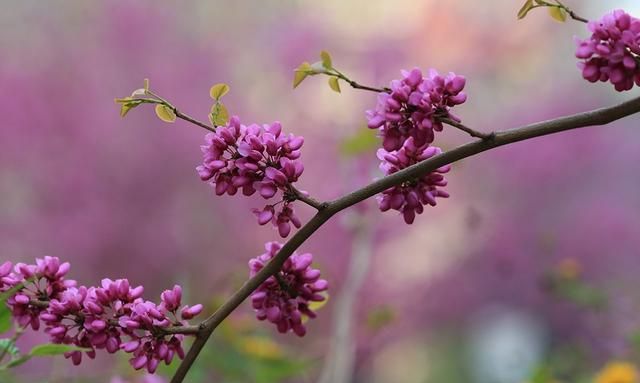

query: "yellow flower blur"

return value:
[595, 361, 638, 383]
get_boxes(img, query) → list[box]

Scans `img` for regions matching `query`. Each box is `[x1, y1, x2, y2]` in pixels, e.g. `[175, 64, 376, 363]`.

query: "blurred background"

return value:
[2, 1, 640, 382]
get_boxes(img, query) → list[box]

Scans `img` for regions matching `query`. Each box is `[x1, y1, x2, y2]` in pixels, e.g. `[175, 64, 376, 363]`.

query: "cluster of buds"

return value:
[376, 139, 451, 224]
[366, 68, 465, 223]
[366, 68, 467, 151]
[197, 116, 305, 237]
[0, 257, 202, 373]
[248, 242, 328, 337]
[575, 9, 640, 91]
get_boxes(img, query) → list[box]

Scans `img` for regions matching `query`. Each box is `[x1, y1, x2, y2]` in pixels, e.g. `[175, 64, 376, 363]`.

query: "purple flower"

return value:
[0, 256, 202, 374]
[197, 116, 306, 237]
[575, 9, 640, 91]
[248, 242, 328, 337]
[376, 138, 450, 224]
[366, 68, 467, 151]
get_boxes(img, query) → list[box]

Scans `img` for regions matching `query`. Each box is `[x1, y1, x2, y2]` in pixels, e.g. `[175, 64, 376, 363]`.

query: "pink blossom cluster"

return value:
[248, 242, 328, 337]
[366, 68, 467, 151]
[0, 257, 202, 373]
[575, 9, 640, 91]
[197, 116, 305, 237]
[377, 138, 451, 224]
[366, 69, 462, 223]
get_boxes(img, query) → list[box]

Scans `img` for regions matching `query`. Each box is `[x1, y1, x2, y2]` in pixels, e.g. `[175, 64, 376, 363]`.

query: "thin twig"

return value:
[170, 96, 640, 383]
[287, 185, 326, 210]
[438, 117, 495, 140]
[332, 70, 390, 94]
[554, 0, 589, 23]
[144, 91, 216, 133]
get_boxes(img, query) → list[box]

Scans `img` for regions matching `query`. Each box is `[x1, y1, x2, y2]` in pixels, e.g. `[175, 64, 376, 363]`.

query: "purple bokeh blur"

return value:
[2, 1, 640, 382]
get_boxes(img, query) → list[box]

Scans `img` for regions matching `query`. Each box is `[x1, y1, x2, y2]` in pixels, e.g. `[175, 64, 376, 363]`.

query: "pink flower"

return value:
[248, 242, 328, 337]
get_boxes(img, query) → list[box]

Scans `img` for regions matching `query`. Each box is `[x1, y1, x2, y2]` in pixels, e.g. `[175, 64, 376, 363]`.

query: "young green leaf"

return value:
[155, 104, 176, 123]
[293, 62, 312, 88]
[0, 339, 19, 357]
[320, 50, 332, 69]
[114, 97, 142, 118]
[209, 83, 230, 100]
[209, 102, 229, 126]
[1, 355, 30, 369]
[328, 77, 341, 93]
[517, 0, 535, 19]
[548, 6, 567, 22]
[29, 343, 89, 356]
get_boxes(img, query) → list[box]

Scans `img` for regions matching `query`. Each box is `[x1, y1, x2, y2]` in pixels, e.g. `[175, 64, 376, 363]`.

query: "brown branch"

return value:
[287, 185, 327, 210]
[332, 71, 390, 94]
[144, 91, 216, 133]
[170, 96, 640, 383]
[438, 117, 495, 140]
[554, 0, 589, 23]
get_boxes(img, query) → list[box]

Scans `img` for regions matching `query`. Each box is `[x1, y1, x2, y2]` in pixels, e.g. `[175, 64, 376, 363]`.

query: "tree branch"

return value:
[554, 0, 589, 23]
[143, 91, 217, 133]
[437, 117, 495, 140]
[286, 185, 327, 210]
[170, 95, 640, 382]
[332, 70, 390, 94]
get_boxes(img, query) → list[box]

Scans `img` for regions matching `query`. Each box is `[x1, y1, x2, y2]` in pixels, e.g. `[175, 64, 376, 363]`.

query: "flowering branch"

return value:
[26, 299, 201, 336]
[4, 4, 636, 380]
[170, 95, 640, 383]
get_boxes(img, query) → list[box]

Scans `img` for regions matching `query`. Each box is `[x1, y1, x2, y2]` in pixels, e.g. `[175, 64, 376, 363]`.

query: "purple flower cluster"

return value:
[197, 116, 305, 237]
[366, 68, 462, 223]
[0, 257, 202, 373]
[248, 242, 328, 337]
[575, 9, 640, 91]
[377, 138, 451, 224]
[366, 68, 467, 151]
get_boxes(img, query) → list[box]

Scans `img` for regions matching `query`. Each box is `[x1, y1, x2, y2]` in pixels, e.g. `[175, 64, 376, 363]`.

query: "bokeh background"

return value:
[2, 1, 640, 382]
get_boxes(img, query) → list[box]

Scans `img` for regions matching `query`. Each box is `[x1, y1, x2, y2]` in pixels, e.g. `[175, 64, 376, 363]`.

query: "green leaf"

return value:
[340, 128, 379, 157]
[209, 83, 230, 100]
[155, 104, 176, 123]
[114, 97, 142, 118]
[320, 50, 332, 69]
[0, 339, 19, 357]
[29, 343, 88, 357]
[293, 62, 312, 88]
[2, 355, 30, 369]
[517, 0, 535, 19]
[548, 6, 567, 22]
[0, 306, 11, 334]
[209, 102, 229, 126]
[328, 77, 341, 93]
